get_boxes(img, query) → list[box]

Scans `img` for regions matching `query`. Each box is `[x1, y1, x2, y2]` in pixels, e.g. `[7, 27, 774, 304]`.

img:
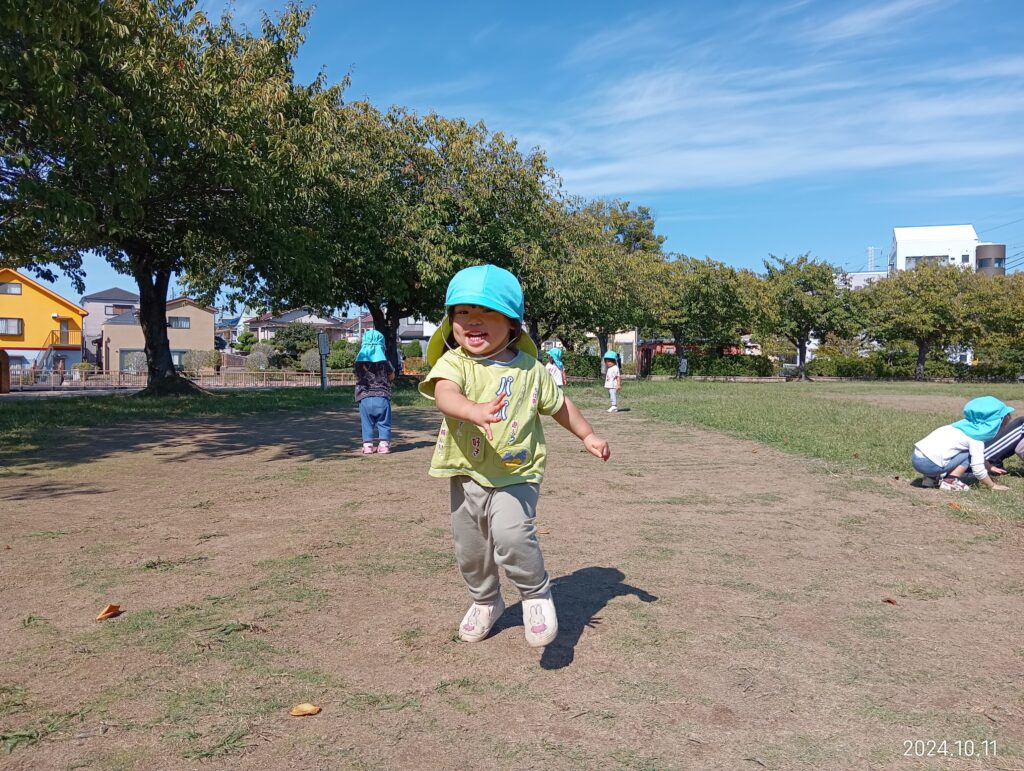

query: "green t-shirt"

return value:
[419, 349, 565, 487]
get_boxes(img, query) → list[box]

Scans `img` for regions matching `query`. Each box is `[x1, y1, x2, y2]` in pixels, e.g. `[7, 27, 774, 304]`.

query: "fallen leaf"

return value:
[882, 597, 899, 606]
[894, 475, 900, 480]
[289, 703, 321, 717]
[947, 502, 962, 511]
[96, 604, 123, 621]
[853, 453, 859, 458]
[537, 529, 550, 535]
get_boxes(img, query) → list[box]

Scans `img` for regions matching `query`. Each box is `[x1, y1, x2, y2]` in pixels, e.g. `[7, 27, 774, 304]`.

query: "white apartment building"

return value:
[888, 224, 979, 272]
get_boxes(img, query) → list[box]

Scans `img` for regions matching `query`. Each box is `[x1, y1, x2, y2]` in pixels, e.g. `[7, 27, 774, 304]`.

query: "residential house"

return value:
[0, 267, 88, 372]
[887, 224, 1004, 276]
[246, 308, 348, 343]
[80, 286, 140, 366]
[101, 298, 215, 371]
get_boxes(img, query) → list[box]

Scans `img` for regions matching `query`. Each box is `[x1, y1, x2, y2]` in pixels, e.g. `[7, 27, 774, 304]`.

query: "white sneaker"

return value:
[522, 593, 557, 647]
[457, 594, 505, 642]
[607, 406, 618, 413]
[939, 476, 969, 492]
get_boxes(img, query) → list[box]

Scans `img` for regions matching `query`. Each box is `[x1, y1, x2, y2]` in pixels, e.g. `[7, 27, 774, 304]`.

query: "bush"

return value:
[327, 340, 355, 370]
[72, 362, 92, 371]
[401, 340, 423, 359]
[246, 351, 270, 371]
[652, 352, 775, 377]
[182, 349, 220, 372]
[272, 322, 319, 360]
[123, 351, 147, 373]
[234, 330, 257, 353]
[403, 356, 428, 375]
[299, 348, 322, 372]
[562, 350, 602, 378]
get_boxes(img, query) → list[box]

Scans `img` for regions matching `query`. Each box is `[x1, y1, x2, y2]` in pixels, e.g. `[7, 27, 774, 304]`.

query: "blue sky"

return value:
[44, 0, 1024, 303]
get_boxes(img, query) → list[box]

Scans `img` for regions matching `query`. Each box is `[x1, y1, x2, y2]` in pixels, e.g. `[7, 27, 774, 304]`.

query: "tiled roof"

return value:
[103, 309, 140, 326]
[82, 287, 139, 302]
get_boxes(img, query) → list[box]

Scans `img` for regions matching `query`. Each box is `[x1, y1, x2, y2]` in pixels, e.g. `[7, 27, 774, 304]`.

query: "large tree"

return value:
[1, 0, 338, 393]
[273, 103, 553, 367]
[659, 256, 750, 359]
[756, 255, 852, 380]
[861, 263, 983, 380]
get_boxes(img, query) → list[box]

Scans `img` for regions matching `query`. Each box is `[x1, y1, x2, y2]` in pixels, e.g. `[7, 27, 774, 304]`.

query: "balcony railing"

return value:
[44, 329, 82, 348]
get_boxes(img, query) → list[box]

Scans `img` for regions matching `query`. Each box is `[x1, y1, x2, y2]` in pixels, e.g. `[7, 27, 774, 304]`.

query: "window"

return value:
[962, 254, 970, 264]
[0, 318, 24, 335]
[0, 282, 21, 295]
[105, 304, 135, 316]
[168, 316, 190, 329]
[170, 350, 186, 368]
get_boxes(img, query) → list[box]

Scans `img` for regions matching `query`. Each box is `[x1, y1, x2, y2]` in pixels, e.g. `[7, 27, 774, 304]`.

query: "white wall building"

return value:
[888, 224, 979, 273]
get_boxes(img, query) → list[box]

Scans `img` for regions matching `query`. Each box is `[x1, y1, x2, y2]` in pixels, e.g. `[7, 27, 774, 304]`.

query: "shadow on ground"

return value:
[1, 405, 440, 469]
[490, 566, 657, 670]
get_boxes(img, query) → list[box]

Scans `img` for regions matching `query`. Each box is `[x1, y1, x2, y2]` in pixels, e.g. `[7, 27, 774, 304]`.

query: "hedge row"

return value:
[807, 353, 1024, 381]
[649, 352, 776, 377]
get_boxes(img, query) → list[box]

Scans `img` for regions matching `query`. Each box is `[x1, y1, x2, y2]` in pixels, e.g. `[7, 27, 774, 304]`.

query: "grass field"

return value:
[1, 380, 1022, 768]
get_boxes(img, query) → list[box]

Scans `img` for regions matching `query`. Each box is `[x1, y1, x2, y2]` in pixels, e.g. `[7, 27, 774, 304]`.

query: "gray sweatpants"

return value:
[449, 476, 550, 602]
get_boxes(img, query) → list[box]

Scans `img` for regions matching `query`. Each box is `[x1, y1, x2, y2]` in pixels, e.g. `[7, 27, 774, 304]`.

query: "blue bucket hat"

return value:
[951, 396, 1014, 441]
[355, 329, 387, 363]
[426, 264, 537, 365]
[546, 348, 564, 368]
[603, 351, 620, 364]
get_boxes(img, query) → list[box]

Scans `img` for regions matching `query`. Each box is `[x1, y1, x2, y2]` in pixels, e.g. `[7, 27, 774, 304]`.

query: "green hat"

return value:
[951, 396, 1014, 441]
[425, 264, 537, 365]
[355, 329, 387, 363]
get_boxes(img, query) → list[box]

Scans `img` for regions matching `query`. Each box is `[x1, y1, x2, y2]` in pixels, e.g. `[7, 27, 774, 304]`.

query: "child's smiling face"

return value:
[451, 304, 517, 359]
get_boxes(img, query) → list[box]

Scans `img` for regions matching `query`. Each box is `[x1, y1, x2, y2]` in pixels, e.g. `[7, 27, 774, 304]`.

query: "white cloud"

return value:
[810, 0, 949, 43]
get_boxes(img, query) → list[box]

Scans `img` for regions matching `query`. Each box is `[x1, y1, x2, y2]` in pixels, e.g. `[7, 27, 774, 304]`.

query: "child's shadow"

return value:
[496, 566, 657, 670]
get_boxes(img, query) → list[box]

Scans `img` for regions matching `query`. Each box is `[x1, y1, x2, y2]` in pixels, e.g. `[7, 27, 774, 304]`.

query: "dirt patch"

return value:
[809, 391, 1024, 417]
[1, 403, 1022, 769]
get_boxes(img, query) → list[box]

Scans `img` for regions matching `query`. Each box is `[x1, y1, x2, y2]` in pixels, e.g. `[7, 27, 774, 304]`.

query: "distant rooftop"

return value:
[82, 287, 139, 302]
[893, 225, 978, 241]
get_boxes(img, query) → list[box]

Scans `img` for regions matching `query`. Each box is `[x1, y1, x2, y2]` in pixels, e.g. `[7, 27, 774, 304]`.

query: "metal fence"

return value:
[7, 368, 359, 392]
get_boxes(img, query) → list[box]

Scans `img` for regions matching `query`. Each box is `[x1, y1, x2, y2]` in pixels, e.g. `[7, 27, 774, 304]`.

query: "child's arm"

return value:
[434, 378, 507, 440]
[552, 396, 610, 461]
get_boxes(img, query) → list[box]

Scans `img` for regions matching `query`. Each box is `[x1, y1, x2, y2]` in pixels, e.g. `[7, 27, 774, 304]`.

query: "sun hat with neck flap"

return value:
[546, 348, 564, 368]
[355, 329, 388, 363]
[425, 264, 538, 366]
[951, 396, 1014, 441]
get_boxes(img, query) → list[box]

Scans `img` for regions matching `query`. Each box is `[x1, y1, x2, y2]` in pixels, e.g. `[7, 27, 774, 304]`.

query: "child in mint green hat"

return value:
[603, 351, 621, 413]
[420, 264, 610, 648]
[912, 396, 1013, 491]
[544, 347, 566, 387]
[354, 329, 396, 454]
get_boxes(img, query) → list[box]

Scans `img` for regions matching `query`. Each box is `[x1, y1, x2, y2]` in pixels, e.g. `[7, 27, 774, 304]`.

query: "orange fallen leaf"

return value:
[882, 597, 899, 606]
[96, 604, 123, 621]
[289, 703, 321, 717]
[947, 502, 962, 511]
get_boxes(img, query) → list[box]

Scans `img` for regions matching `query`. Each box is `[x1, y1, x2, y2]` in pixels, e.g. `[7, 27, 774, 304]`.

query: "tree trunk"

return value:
[915, 341, 928, 381]
[596, 331, 609, 356]
[797, 338, 810, 381]
[127, 244, 203, 396]
[528, 318, 540, 346]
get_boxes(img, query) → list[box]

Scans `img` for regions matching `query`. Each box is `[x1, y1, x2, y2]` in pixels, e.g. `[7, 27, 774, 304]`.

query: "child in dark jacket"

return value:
[354, 329, 396, 454]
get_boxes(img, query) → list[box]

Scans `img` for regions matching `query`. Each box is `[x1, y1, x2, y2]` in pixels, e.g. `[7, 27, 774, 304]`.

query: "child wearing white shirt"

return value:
[603, 351, 621, 413]
[912, 396, 1013, 491]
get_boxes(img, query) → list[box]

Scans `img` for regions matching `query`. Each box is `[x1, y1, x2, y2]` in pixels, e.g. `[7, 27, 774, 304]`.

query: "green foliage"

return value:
[756, 255, 852, 379]
[271, 323, 319, 363]
[659, 257, 750, 350]
[182, 350, 220, 372]
[401, 340, 423, 359]
[327, 340, 355, 370]
[299, 349, 322, 372]
[562, 350, 602, 378]
[860, 264, 985, 380]
[1, 1, 342, 389]
[245, 351, 270, 372]
[650, 353, 775, 377]
[234, 331, 257, 353]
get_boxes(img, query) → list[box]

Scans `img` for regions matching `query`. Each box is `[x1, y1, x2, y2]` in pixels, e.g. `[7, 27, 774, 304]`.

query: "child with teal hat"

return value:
[420, 264, 610, 648]
[544, 347, 566, 387]
[912, 396, 1014, 491]
[603, 350, 621, 413]
[354, 329, 396, 454]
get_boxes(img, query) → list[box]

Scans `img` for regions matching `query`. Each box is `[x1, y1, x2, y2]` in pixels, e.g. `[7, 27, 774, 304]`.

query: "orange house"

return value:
[0, 268, 88, 372]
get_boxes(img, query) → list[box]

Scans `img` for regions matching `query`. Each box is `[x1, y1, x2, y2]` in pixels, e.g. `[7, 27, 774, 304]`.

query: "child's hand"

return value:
[583, 433, 610, 461]
[469, 394, 507, 440]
